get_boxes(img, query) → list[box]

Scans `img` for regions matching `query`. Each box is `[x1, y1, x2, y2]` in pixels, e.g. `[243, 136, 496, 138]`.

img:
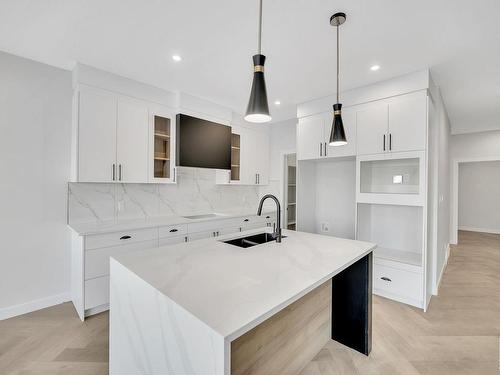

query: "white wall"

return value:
[458, 161, 500, 233]
[0, 52, 73, 318]
[451, 130, 500, 160]
[314, 160, 356, 239]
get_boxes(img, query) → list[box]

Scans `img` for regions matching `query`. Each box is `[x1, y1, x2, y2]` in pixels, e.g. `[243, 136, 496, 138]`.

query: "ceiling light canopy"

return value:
[370, 64, 380, 71]
[328, 12, 347, 147]
[274, 100, 281, 105]
[245, 0, 271, 123]
[172, 54, 182, 62]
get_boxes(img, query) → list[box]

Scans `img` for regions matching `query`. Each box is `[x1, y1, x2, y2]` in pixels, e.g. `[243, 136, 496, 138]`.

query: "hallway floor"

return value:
[1, 231, 499, 374]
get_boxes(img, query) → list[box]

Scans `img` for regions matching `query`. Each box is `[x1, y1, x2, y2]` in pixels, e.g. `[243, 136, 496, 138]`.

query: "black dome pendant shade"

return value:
[329, 12, 348, 146]
[245, 0, 271, 123]
[245, 54, 271, 123]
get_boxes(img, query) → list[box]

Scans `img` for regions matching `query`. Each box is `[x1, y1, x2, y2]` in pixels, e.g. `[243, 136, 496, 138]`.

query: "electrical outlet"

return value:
[321, 222, 330, 232]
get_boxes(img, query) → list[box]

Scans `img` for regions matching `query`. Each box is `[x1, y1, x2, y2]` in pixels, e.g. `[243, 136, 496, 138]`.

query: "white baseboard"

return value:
[0, 292, 70, 321]
[458, 226, 500, 235]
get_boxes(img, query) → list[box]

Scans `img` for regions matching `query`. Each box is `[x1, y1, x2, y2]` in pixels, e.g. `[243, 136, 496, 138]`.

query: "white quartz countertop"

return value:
[68, 208, 276, 236]
[112, 228, 376, 341]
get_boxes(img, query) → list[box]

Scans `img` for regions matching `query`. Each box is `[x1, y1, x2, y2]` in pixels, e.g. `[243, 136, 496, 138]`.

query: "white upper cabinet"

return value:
[356, 103, 389, 156]
[76, 85, 176, 183]
[297, 110, 356, 160]
[357, 91, 427, 156]
[325, 108, 357, 158]
[216, 125, 269, 185]
[297, 114, 325, 160]
[78, 86, 117, 182]
[388, 91, 427, 153]
[116, 98, 149, 183]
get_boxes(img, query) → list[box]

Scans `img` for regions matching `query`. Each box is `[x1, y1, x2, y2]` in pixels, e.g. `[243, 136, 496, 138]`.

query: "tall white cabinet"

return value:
[297, 84, 433, 311]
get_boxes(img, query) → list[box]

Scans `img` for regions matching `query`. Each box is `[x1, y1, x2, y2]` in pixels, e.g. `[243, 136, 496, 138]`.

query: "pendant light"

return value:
[244, 0, 271, 123]
[329, 12, 347, 146]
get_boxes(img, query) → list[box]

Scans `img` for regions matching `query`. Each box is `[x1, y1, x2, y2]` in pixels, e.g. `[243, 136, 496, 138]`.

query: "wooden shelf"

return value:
[155, 132, 170, 139]
[154, 156, 170, 161]
[288, 202, 296, 206]
[288, 184, 296, 187]
[287, 221, 296, 225]
[231, 146, 240, 150]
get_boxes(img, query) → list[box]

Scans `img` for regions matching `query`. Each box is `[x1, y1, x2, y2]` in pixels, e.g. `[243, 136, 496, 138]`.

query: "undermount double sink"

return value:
[223, 232, 286, 248]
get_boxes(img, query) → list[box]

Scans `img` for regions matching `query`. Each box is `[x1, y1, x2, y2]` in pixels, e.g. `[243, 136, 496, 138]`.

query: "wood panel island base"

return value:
[109, 229, 374, 375]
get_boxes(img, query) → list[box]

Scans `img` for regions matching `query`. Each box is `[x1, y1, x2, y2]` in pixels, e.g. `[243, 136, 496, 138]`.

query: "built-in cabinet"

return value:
[216, 125, 269, 185]
[296, 87, 431, 310]
[71, 213, 277, 320]
[297, 108, 356, 160]
[297, 90, 426, 161]
[77, 85, 176, 183]
[356, 91, 427, 155]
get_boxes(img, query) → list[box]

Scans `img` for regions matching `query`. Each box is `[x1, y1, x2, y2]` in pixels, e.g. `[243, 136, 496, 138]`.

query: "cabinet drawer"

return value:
[85, 240, 157, 280]
[159, 235, 187, 247]
[85, 276, 109, 309]
[218, 226, 241, 236]
[85, 228, 157, 250]
[159, 224, 188, 239]
[373, 263, 422, 304]
[187, 231, 216, 242]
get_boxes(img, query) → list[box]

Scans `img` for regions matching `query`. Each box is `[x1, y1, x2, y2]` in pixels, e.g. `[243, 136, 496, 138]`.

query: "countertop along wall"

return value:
[0, 51, 73, 319]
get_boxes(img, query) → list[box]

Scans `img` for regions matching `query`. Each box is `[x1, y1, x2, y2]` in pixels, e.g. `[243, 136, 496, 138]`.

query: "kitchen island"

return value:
[109, 228, 375, 375]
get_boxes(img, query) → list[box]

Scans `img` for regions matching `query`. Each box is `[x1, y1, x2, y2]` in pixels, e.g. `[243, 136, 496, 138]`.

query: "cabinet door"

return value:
[297, 114, 324, 160]
[116, 98, 149, 183]
[235, 126, 253, 185]
[78, 86, 117, 182]
[324, 109, 356, 158]
[356, 103, 388, 156]
[253, 128, 270, 185]
[149, 105, 176, 183]
[388, 91, 427, 153]
[188, 231, 216, 241]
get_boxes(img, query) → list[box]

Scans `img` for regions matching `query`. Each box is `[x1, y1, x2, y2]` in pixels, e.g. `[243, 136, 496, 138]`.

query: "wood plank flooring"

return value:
[1, 230, 499, 375]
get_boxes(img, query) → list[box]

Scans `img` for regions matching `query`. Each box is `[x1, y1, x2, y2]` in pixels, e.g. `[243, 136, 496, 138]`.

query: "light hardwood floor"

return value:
[1, 231, 499, 375]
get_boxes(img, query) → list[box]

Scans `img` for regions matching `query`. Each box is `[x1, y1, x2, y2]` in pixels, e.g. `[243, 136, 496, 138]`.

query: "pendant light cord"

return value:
[258, 0, 263, 54]
[336, 24, 339, 103]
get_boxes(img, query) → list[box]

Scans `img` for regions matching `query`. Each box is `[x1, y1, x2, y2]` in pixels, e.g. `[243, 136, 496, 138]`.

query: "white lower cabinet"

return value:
[373, 259, 423, 308]
[84, 276, 110, 311]
[72, 213, 276, 320]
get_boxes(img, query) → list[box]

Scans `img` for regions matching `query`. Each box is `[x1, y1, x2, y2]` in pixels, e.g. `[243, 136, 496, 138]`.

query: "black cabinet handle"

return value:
[244, 218, 249, 222]
[389, 133, 392, 151]
[169, 229, 178, 233]
[266, 216, 270, 219]
[120, 235, 132, 240]
[381, 276, 392, 282]
[383, 134, 386, 151]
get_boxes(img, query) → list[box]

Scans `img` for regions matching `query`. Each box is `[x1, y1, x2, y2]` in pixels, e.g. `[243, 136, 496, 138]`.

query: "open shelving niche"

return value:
[356, 203, 424, 267]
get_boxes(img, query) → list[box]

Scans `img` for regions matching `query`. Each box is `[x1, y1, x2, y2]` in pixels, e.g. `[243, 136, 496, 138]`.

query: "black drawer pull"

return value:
[266, 216, 270, 219]
[381, 276, 392, 282]
[169, 229, 178, 233]
[120, 235, 132, 240]
[243, 218, 249, 222]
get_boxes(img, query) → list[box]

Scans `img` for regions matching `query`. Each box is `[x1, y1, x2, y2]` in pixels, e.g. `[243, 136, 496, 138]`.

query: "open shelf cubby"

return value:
[357, 203, 423, 267]
[360, 157, 420, 194]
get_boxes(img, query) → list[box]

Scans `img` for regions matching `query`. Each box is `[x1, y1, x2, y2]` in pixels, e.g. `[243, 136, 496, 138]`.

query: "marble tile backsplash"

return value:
[68, 167, 279, 224]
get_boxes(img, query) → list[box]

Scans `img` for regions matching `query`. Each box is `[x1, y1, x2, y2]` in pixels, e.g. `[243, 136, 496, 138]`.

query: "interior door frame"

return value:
[451, 156, 500, 244]
[280, 150, 297, 229]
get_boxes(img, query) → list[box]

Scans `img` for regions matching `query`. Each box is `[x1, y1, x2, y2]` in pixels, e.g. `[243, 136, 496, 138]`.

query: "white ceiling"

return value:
[0, 0, 499, 133]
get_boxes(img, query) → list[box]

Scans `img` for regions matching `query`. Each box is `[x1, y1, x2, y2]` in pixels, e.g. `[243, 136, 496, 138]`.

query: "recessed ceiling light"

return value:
[370, 64, 380, 71]
[172, 55, 182, 62]
[274, 100, 281, 106]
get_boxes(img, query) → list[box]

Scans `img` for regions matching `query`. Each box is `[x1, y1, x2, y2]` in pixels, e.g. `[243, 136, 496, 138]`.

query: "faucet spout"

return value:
[257, 194, 282, 243]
